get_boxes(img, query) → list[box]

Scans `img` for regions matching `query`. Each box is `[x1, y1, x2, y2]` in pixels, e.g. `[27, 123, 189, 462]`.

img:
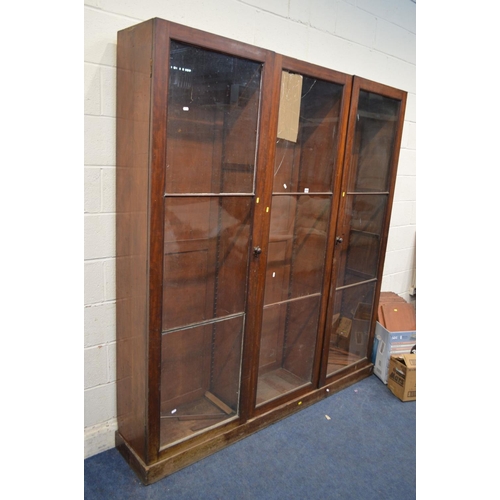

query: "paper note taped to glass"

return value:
[277, 71, 303, 143]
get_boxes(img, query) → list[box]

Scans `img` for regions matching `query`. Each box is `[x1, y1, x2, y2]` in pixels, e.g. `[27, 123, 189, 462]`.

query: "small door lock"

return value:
[335, 237, 343, 244]
[253, 246, 262, 256]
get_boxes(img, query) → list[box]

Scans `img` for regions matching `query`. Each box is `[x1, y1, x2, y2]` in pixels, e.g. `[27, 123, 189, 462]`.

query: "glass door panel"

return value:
[263, 194, 331, 305]
[335, 194, 388, 288]
[160, 315, 244, 447]
[257, 295, 321, 405]
[273, 76, 343, 194]
[326, 281, 376, 376]
[166, 40, 261, 194]
[256, 73, 344, 407]
[347, 90, 400, 193]
[326, 86, 403, 376]
[163, 197, 253, 331]
[161, 41, 262, 448]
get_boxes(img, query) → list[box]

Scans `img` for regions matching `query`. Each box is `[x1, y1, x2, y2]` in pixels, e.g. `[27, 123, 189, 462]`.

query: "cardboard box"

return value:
[350, 303, 371, 357]
[387, 353, 416, 402]
[372, 322, 416, 384]
[329, 314, 351, 351]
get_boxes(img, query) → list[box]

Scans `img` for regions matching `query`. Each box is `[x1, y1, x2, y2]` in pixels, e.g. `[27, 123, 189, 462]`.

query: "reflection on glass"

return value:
[161, 40, 261, 447]
[326, 281, 376, 376]
[257, 295, 320, 406]
[273, 76, 343, 193]
[256, 75, 343, 407]
[257, 194, 330, 406]
[348, 91, 400, 193]
[335, 195, 388, 288]
[160, 316, 244, 448]
[325, 90, 402, 378]
[166, 41, 262, 194]
[160, 196, 250, 448]
[163, 197, 252, 331]
[264, 195, 331, 305]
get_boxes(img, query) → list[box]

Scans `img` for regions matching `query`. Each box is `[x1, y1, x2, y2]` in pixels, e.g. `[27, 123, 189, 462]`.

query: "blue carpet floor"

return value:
[84, 375, 416, 499]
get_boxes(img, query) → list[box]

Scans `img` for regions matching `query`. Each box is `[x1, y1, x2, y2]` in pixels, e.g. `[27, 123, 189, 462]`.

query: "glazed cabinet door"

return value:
[252, 58, 352, 412]
[158, 34, 270, 450]
[322, 77, 407, 380]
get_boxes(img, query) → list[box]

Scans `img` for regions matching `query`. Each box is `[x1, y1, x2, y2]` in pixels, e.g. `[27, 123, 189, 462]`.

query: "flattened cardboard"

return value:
[377, 292, 406, 327]
[380, 302, 416, 332]
[277, 71, 303, 143]
[379, 292, 406, 302]
[387, 353, 416, 402]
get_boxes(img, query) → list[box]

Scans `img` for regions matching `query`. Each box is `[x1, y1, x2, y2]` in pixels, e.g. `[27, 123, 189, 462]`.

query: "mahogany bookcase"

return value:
[115, 17, 407, 485]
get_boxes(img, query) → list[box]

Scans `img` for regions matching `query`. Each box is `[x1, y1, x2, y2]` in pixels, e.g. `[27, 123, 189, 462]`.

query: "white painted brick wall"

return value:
[357, 0, 416, 33]
[84, 261, 105, 305]
[84, 64, 101, 115]
[84, 383, 117, 428]
[84, 0, 416, 458]
[289, 0, 312, 24]
[335, 1, 377, 46]
[253, 10, 311, 59]
[84, 302, 116, 347]
[85, 346, 108, 389]
[241, 0, 289, 17]
[84, 214, 115, 260]
[309, 0, 339, 35]
[375, 18, 416, 63]
[84, 116, 115, 166]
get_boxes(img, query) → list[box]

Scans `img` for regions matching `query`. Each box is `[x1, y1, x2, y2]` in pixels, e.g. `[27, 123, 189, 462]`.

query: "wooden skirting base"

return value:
[116, 363, 373, 485]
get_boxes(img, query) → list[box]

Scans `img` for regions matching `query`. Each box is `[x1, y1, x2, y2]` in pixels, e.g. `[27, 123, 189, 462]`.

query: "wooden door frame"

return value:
[318, 76, 407, 386]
